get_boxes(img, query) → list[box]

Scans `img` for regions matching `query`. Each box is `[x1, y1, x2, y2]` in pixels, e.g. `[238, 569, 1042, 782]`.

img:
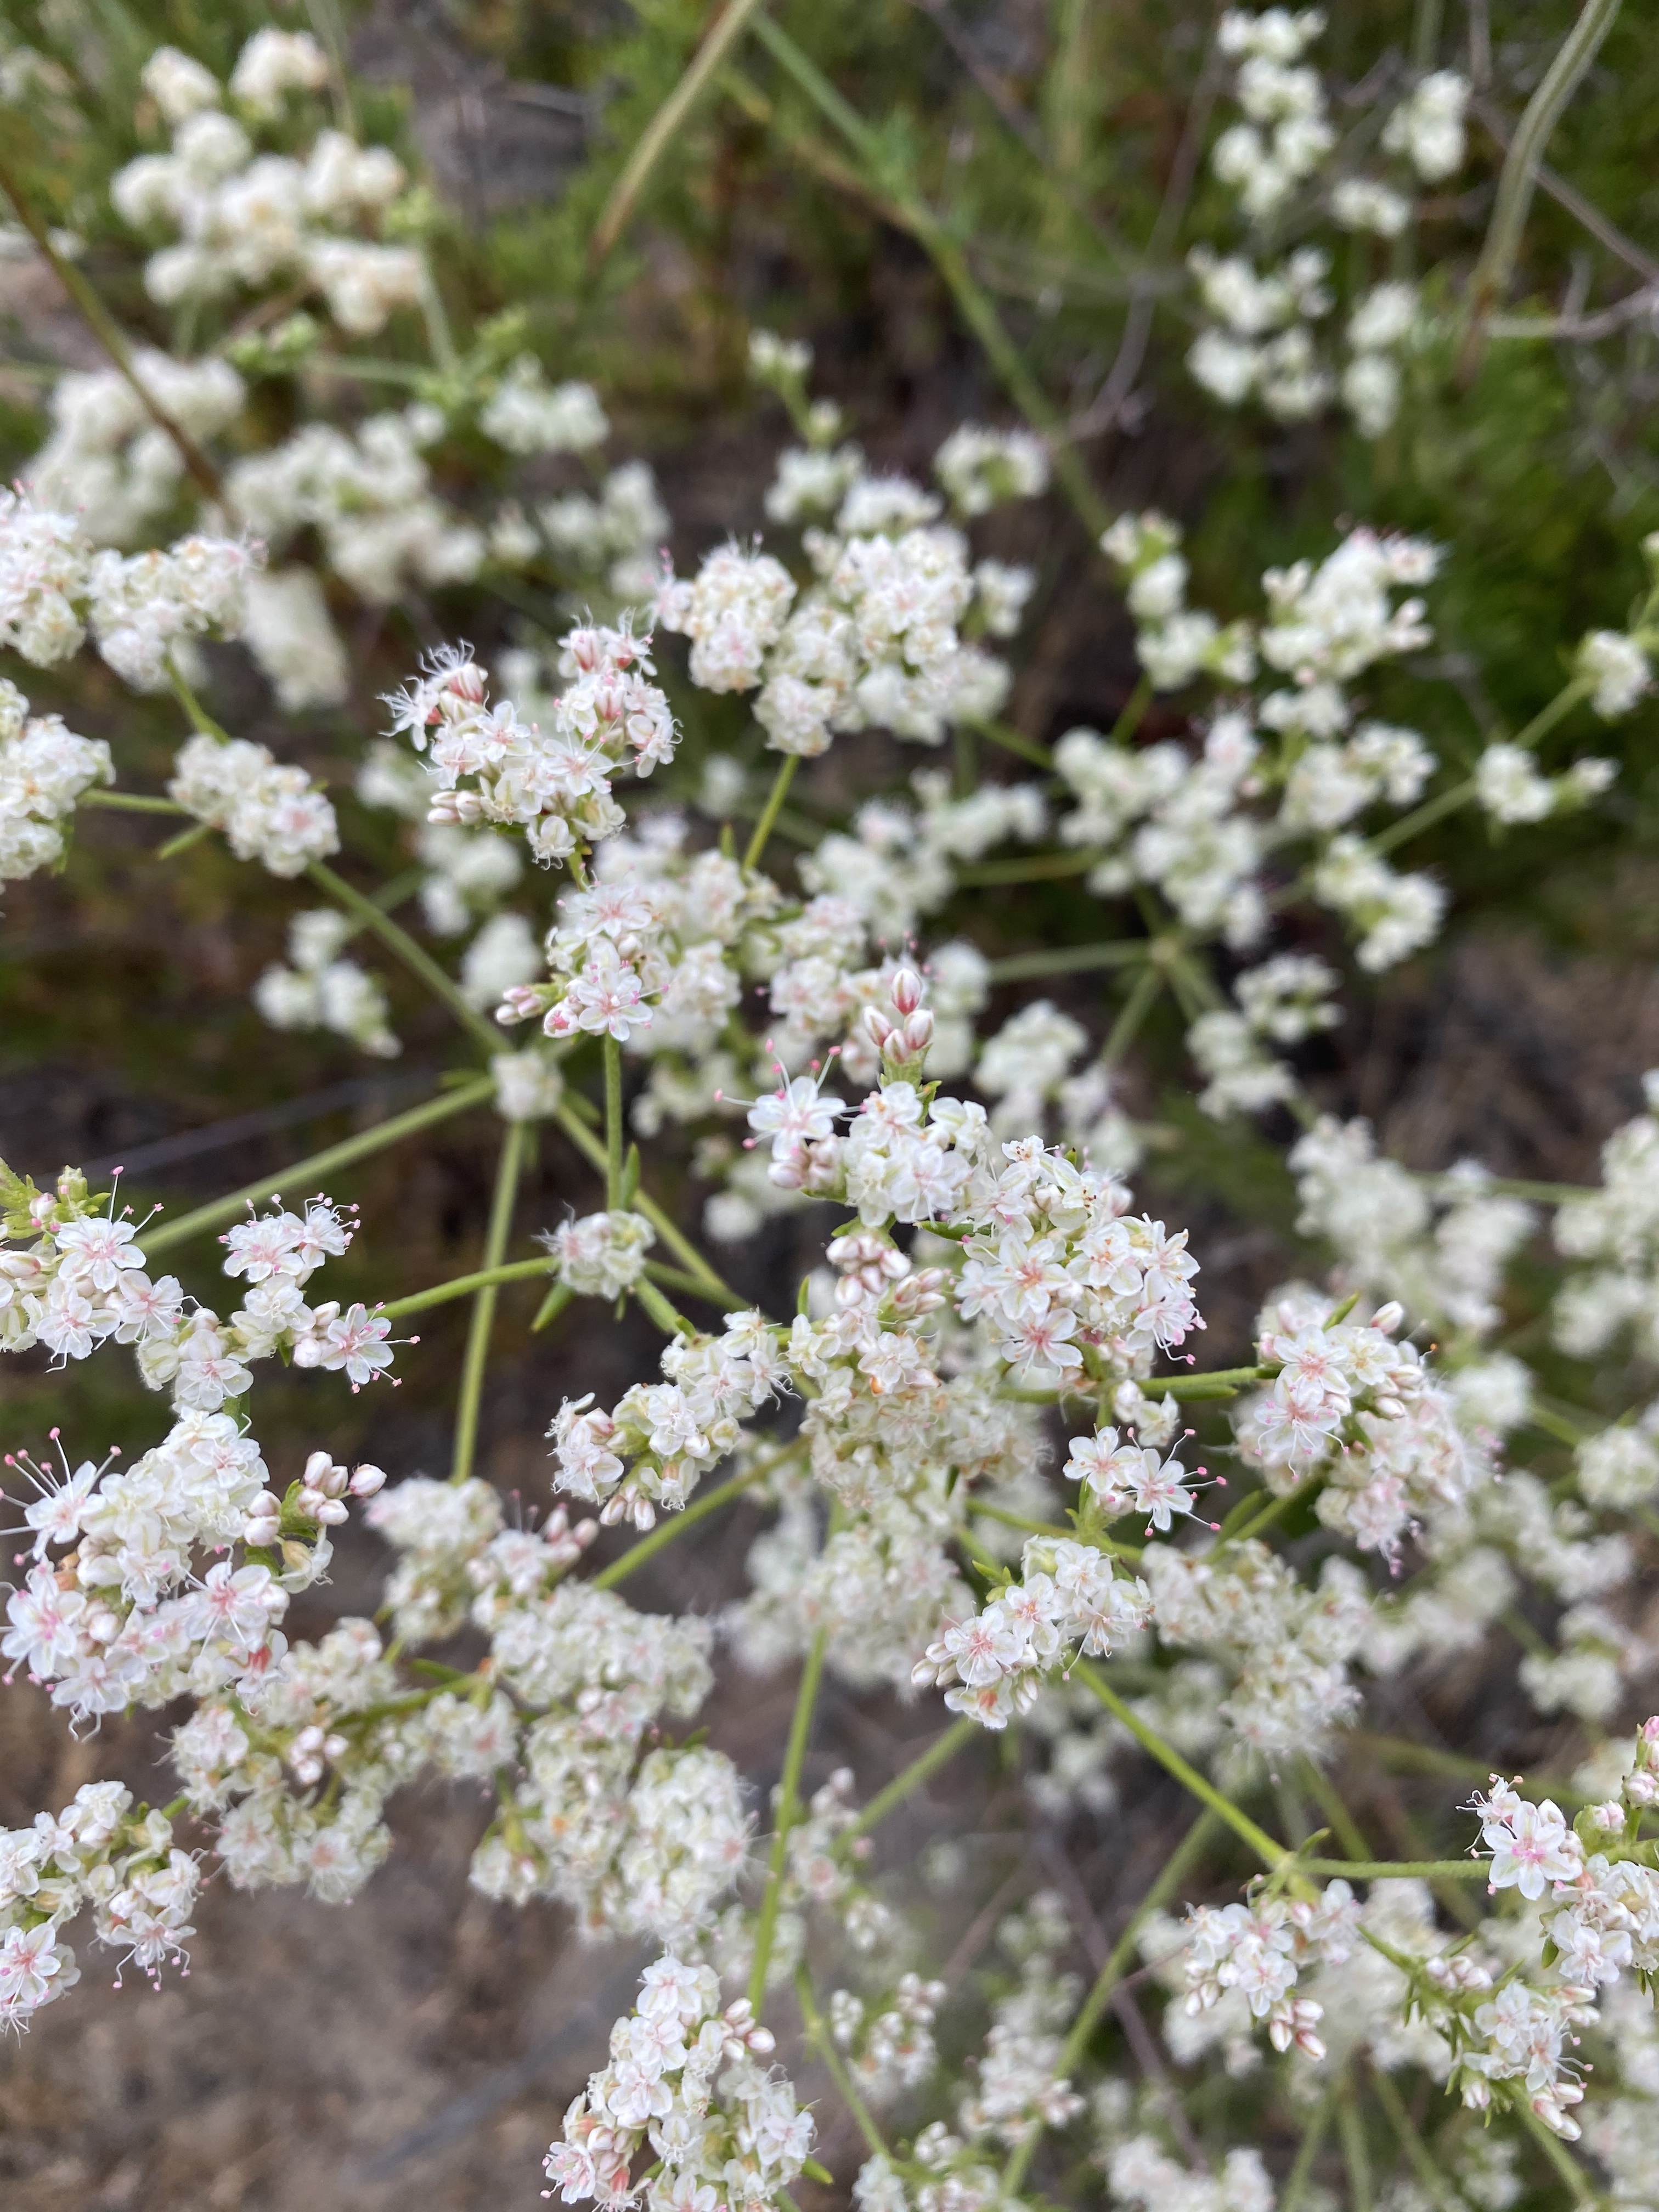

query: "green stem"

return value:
[141, 1078, 494, 1257]
[450, 1119, 528, 1484]
[0, 148, 225, 506]
[553, 1102, 751, 1310]
[532, 1281, 575, 1334]
[953, 850, 1096, 887]
[603, 1035, 626, 1207]
[380, 1256, 551, 1319]
[1367, 778, 1477, 857]
[839, 1716, 981, 1849]
[167, 661, 232, 741]
[1338, 2074, 1374, 2212]
[308, 861, 501, 1054]
[644, 1260, 751, 1311]
[590, 0, 775, 269]
[635, 1276, 695, 1336]
[986, 941, 1149, 985]
[80, 789, 189, 816]
[1217, 1474, 1325, 1549]
[964, 715, 1054, 770]
[1103, 962, 1163, 1066]
[1461, 0, 1623, 373]
[743, 753, 800, 872]
[1075, 1660, 1291, 1871]
[794, 1965, 891, 2163]
[1002, 1806, 1220, 2196]
[1297, 1858, 1488, 1880]
[1509, 675, 1595, 753]
[155, 821, 213, 861]
[1280, 2083, 1338, 2212]
[1108, 672, 1154, 744]
[749, 17, 1108, 538]
[1138, 1363, 1268, 1402]
[748, 1626, 830, 2015]
[589, 1449, 791, 1592]
[1369, 2064, 1468, 2212]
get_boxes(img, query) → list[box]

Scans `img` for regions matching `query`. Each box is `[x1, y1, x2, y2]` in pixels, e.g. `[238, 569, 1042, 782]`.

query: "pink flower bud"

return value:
[890, 967, 924, 1015]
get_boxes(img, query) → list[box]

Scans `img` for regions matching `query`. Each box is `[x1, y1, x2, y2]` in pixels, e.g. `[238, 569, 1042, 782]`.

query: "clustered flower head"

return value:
[388, 627, 677, 868]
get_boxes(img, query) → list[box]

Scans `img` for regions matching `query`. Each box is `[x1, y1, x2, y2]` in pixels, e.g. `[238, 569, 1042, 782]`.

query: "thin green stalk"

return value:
[1138, 1362, 1267, 1402]
[308, 861, 501, 1054]
[1369, 2064, 1468, 2212]
[591, 0, 774, 269]
[1103, 963, 1164, 1066]
[635, 1276, 695, 1336]
[795, 1965, 891, 2163]
[1217, 1473, 1324, 1549]
[1280, 2082, 1338, 2212]
[749, 16, 1108, 538]
[0, 149, 225, 505]
[603, 1035, 626, 1206]
[450, 1119, 529, 1484]
[532, 1281, 575, 1333]
[1368, 779, 1478, 858]
[80, 789, 189, 816]
[964, 716, 1054, 770]
[1075, 1661, 1291, 1872]
[1514, 2098, 1600, 2207]
[155, 821, 212, 861]
[743, 753, 800, 871]
[142, 1078, 494, 1256]
[840, 1716, 981, 1848]
[748, 1626, 830, 2015]
[954, 850, 1096, 887]
[166, 662, 232, 742]
[590, 1451, 789, 1592]
[380, 1256, 551, 1319]
[1108, 672, 1154, 744]
[1461, 0, 1623, 373]
[1298, 1858, 1488, 1881]
[986, 941, 1149, 985]
[553, 1102, 751, 1310]
[1300, 1756, 1372, 1863]
[1002, 1806, 1220, 2196]
[644, 1260, 751, 1311]
[1338, 2074, 1374, 2212]
[1510, 675, 1595, 753]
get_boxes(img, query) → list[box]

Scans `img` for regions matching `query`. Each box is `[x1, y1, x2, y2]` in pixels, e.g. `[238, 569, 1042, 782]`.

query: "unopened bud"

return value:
[901, 1008, 934, 1052]
[349, 1463, 388, 1498]
[862, 1006, 893, 1048]
[890, 967, 924, 1016]
[1371, 1300, 1404, 1336]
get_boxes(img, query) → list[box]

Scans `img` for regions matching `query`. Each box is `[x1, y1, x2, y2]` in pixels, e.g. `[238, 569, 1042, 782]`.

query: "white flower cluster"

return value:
[1235, 1289, 1482, 1558]
[543, 1954, 810, 2210]
[0, 493, 255, 688]
[1142, 1537, 1370, 1756]
[388, 628, 676, 870]
[1192, 12, 1469, 435]
[253, 907, 399, 1057]
[116, 35, 419, 332]
[0, 676, 111, 885]
[0, 1166, 390, 1419]
[1187, 953, 1339, 1118]
[229, 407, 484, 605]
[477, 356, 609, 456]
[661, 456, 1031, 757]
[26, 356, 245, 545]
[170, 730, 339, 876]
[543, 1208, 657, 1300]
[0, 1783, 198, 2029]
[1183, 1878, 1358, 2058]
[916, 1536, 1154, 1729]
[1553, 1074, 1659, 1360]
